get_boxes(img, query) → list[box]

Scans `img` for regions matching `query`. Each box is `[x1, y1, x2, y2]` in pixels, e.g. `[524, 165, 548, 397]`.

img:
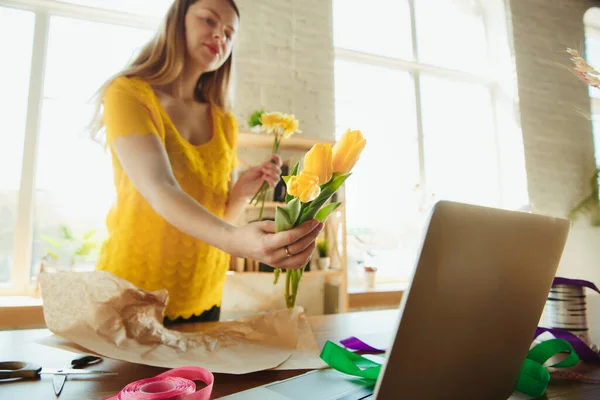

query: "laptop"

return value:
[219, 200, 571, 400]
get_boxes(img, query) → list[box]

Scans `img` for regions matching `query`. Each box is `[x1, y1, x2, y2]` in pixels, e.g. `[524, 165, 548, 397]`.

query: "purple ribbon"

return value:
[339, 336, 385, 354]
[534, 327, 600, 362]
[341, 330, 600, 363]
[552, 277, 600, 293]
[340, 278, 600, 363]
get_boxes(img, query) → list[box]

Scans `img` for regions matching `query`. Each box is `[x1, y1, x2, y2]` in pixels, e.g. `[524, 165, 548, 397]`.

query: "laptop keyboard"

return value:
[264, 370, 374, 400]
[338, 386, 374, 400]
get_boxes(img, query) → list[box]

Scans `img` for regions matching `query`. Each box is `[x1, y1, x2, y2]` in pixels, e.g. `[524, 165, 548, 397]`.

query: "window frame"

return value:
[0, 0, 160, 295]
[334, 0, 524, 285]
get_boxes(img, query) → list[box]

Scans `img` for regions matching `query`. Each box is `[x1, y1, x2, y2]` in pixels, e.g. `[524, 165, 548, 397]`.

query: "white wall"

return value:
[232, 0, 335, 141]
[508, 0, 600, 343]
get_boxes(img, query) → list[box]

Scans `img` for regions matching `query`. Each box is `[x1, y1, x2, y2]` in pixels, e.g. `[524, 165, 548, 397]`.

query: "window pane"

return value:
[585, 36, 600, 99]
[56, 0, 173, 18]
[333, 0, 413, 60]
[44, 16, 154, 102]
[420, 75, 500, 207]
[31, 17, 153, 276]
[414, 0, 488, 74]
[0, 7, 35, 283]
[334, 60, 420, 283]
[584, 7, 600, 101]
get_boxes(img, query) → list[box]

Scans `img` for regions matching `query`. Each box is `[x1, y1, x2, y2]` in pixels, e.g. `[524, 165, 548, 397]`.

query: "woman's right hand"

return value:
[228, 219, 324, 270]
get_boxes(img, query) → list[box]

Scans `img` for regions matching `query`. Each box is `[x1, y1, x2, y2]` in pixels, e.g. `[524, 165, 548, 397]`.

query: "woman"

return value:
[89, 0, 322, 324]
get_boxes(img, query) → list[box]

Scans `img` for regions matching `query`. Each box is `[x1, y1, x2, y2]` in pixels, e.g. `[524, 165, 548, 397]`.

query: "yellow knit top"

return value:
[95, 76, 238, 320]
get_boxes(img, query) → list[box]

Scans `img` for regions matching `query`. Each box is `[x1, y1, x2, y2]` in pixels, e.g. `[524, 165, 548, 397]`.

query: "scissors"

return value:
[0, 355, 117, 396]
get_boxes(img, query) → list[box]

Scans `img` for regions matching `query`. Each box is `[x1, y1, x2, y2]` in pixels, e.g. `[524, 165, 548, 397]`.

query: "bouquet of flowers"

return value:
[248, 110, 301, 220]
[273, 128, 367, 308]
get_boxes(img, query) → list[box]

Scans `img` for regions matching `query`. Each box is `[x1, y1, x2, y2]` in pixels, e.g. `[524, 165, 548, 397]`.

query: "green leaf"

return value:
[41, 235, 62, 248]
[275, 206, 293, 233]
[290, 161, 300, 176]
[248, 108, 265, 127]
[60, 225, 75, 241]
[317, 238, 329, 257]
[74, 242, 97, 257]
[285, 198, 301, 225]
[315, 202, 342, 223]
[82, 229, 97, 240]
[298, 173, 351, 225]
[47, 250, 59, 260]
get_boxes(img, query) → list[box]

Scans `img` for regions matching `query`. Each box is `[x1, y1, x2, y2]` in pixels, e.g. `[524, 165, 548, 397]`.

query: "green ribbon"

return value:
[514, 338, 579, 396]
[319, 340, 381, 381]
[319, 338, 579, 398]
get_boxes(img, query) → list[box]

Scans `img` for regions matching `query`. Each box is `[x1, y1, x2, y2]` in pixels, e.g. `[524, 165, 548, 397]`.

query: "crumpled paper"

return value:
[37, 271, 326, 374]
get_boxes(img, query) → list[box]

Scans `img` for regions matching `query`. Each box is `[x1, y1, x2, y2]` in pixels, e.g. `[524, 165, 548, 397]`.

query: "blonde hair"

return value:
[88, 0, 240, 143]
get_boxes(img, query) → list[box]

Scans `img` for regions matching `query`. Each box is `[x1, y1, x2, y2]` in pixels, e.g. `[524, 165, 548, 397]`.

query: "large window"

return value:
[0, 0, 168, 294]
[333, 0, 528, 285]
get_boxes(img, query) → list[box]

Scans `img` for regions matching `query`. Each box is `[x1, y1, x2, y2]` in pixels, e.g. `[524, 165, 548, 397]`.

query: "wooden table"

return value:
[1, 309, 599, 399]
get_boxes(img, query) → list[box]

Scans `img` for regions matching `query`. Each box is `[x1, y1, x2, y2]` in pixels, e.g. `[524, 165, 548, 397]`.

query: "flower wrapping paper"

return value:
[36, 271, 326, 374]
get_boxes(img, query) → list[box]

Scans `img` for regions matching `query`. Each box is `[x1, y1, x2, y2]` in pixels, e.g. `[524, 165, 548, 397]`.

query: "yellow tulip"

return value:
[287, 171, 321, 203]
[304, 143, 332, 184]
[332, 129, 367, 174]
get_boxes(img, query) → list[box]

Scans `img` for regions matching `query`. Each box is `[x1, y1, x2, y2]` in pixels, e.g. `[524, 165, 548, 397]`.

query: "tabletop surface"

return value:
[1, 309, 599, 399]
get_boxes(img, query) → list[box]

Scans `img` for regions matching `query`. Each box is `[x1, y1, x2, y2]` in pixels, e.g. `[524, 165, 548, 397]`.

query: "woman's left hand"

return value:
[232, 154, 283, 200]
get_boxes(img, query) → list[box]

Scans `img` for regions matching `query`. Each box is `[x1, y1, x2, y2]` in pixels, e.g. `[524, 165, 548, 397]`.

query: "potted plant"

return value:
[247, 108, 266, 133]
[33, 225, 102, 297]
[41, 225, 102, 270]
[316, 237, 331, 270]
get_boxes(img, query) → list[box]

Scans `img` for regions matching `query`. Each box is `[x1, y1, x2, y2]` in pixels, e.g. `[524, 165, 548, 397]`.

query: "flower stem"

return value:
[273, 268, 282, 284]
[249, 184, 262, 204]
[255, 134, 282, 219]
[285, 269, 292, 308]
[257, 188, 268, 220]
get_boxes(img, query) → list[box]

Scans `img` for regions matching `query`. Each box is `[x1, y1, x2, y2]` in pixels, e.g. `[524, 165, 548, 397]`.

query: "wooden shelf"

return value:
[238, 131, 334, 151]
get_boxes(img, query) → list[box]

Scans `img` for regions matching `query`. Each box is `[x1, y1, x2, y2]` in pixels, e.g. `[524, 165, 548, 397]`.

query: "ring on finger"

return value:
[284, 245, 292, 257]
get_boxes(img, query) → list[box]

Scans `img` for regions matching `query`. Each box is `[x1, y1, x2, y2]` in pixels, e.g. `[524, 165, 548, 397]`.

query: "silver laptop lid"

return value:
[374, 201, 570, 399]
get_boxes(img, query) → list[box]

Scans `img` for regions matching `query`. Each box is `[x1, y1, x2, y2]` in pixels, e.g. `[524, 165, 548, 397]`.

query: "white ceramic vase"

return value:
[317, 257, 331, 271]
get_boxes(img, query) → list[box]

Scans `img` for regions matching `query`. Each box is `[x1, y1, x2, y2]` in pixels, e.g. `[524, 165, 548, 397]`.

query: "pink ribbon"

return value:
[104, 366, 214, 400]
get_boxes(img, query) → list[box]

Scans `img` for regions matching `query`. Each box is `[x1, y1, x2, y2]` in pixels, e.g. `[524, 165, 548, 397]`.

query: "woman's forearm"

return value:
[147, 182, 236, 252]
[224, 187, 250, 224]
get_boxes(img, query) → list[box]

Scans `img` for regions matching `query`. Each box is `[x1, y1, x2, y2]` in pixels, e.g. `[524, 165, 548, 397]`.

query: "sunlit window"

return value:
[333, 0, 526, 285]
[31, 16, 153, 275]
[0, 7, 35, 283]
[0, 2, 156, 289]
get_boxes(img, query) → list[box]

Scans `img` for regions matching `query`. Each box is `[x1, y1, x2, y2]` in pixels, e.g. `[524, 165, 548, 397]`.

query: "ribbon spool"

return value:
[104, 366, 214, 400]
[539, 277, 599, 352]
